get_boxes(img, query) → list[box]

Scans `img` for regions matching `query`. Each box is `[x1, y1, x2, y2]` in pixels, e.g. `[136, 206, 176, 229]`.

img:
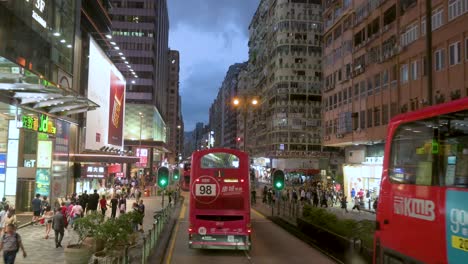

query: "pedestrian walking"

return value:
[31, 194, 41, 224]
[43, 206, 54, 239]
[0, 205, 9, 237]
[80, 191, 89, 214]
[0, 224, 26, 263]
[340, 196, 348, 213]
[52, 208, 65, 248]
[118, 196, 127, 215]
[87, 190, 99, 214]
[138, 200, 145, 231]
[352, 196, 361, 212]
[99, 196, 107, 216]
[70, 203, 83, 228]
[4, 209, 17, 228]
[110, 196, 118, 219]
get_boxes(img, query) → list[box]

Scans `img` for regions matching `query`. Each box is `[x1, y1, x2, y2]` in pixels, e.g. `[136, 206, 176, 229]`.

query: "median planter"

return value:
[64, 244, 93, 264]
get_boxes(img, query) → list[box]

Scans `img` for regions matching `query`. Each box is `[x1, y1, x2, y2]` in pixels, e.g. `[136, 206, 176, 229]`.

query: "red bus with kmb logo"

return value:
[188, 148, 251, 250]
[374, 97, 468, 264]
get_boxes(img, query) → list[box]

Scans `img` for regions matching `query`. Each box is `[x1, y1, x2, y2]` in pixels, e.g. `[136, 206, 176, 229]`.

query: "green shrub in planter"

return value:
[94, 211, 143, 251]
[73, 213, 104, 246]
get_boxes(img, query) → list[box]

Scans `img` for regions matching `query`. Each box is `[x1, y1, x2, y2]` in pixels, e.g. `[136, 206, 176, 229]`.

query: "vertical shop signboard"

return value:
[36, 139, 53, 196]
[0, 154, 5, 181]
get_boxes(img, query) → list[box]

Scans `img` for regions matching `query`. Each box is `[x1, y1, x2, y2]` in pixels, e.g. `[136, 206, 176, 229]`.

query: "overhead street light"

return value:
[232, 95, 260, 152]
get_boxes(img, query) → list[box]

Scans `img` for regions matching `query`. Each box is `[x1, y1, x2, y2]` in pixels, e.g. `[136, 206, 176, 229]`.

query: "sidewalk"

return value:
[15, 196, 165, 264]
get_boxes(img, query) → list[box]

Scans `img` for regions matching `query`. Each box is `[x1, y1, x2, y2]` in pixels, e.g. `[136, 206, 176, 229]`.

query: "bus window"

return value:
[389, 119, 437, 185]
[201, 152, 240, 169]
[389, 110, 468, 187]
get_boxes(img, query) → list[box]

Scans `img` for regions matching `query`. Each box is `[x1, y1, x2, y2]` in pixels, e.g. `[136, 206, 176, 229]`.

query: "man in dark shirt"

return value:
[110, 196, 119, 219]
[31, 194, 41, 223]
[0, 224, 27, 263]
[80, 191, 88, 214]
[87, 190, 99, 213]
[52, 209, 65, 248]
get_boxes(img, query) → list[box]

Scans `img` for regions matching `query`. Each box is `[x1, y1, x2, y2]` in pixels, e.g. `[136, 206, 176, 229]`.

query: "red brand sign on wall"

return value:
[108, 164, 121, 174]
[108, 71, 125, 146]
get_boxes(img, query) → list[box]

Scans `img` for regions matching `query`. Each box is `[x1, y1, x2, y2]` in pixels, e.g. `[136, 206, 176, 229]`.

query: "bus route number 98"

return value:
[195, 184, 216, 196]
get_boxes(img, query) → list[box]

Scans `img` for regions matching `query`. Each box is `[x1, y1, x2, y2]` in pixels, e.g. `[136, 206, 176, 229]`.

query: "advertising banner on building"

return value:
[86, 37, 126, 150]
[35, 168, 51, 197]
[0, 154, 5, 181]
[108, 71, 125, 145]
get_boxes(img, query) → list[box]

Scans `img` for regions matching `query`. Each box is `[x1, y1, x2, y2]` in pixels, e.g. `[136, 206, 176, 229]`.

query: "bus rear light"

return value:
[196, 179, 200, 182]
[240, 179, 245, 183]
[247, 229, 251, 233]
[188, 224, 193, 233]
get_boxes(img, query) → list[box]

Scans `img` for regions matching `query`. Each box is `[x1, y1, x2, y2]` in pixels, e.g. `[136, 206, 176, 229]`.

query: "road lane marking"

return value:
[251, 208, 266, 219]
[179, 203, 186, 219]
[166, 203, 186, 264]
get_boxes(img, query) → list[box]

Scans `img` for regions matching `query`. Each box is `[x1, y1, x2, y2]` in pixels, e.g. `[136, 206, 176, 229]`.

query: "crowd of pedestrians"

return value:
[261, 178, 379, 214]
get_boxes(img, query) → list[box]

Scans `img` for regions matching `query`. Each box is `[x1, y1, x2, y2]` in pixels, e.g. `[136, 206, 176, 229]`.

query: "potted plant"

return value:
[64, 213, 104, 264]
[90, 211, 143, 262]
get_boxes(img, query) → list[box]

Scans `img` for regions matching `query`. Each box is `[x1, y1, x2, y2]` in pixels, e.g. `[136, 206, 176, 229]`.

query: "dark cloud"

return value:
[168, 0, 260, 131]
[168, 0, 260, 38]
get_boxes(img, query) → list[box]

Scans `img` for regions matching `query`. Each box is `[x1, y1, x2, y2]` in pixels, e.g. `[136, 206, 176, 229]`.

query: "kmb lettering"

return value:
[394, 196, 435, 221]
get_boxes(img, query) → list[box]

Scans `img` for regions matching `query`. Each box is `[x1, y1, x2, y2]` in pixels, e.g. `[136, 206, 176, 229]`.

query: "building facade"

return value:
[166, 50, 181, 164]
[209, 63, 247, 149]
[322, 0, 468, 197]
[109, 0, 170, 179]
[246, 0, 330, 172]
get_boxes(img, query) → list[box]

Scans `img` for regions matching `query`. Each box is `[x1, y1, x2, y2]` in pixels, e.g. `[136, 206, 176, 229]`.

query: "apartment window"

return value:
[360, 110, 366, 129]
[354, 84, 359, 99]
[448, 0, 463, 21]
[374, 74, 381, 93]
[382, 104, 389, 125]
[367, 78, 373, 96]
[449, 42, 461, 65]
[343, 89, 348, 104]
[400, 23, 419, 47]
[367, 109, 373, 128]
[466, 38, 468, 61]
[374, 107, 381, 127]
[411, 60, 418, 80]
[400, 64, 409, 83]
[382, 69, 389, 88]
[432, 8, 444, 30]
[360, 81, 366, 98]
[435, 49, 446, 71]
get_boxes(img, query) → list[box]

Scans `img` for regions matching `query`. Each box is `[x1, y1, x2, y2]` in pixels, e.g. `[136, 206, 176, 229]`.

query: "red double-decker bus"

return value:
[180, 162, 191, 192]
[188, 148, 251, 250]
[374, 97, 468, 264]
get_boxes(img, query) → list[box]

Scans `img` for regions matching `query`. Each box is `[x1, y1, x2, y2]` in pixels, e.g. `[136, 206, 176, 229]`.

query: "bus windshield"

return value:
[200, 152, 240, 169]
[389, 110, 468, 186]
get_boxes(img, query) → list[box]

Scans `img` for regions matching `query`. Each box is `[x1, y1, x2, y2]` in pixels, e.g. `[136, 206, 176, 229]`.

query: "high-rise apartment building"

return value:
[167, 50, 181, 163]
[322, 0, 468, 197]
[246, 0, 326, 168]
[209, 63, 247, 149]
[109, 0, 170, 175]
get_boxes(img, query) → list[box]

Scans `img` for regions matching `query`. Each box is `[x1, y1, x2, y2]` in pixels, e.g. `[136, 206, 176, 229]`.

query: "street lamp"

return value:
[232, 96, 259, 152]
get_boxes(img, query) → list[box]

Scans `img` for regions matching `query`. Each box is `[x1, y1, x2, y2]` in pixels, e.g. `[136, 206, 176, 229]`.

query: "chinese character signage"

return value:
[0, 154, 5, 181]
[21, 114, 56, 135]
[82, 165, 107, 178]
[35, 168, 51, 197]
[136, 148, 148, 167]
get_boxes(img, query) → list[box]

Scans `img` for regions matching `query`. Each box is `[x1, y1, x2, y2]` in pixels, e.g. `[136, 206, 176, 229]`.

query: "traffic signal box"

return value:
[173, 169, 180, 181]
[272, 169, 285, 191]
[157, 166, 169, 188]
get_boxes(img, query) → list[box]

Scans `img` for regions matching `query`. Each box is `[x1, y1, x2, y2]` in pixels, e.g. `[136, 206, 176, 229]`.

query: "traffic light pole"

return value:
[162, 189, 165, 208]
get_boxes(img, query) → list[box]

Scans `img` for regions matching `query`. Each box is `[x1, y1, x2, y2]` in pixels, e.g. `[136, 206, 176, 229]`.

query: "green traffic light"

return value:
[272, 170, 285, 191]
[160, 179, 167, 185]
[157, 166, 169, 188]
[275, 182, 282, 188]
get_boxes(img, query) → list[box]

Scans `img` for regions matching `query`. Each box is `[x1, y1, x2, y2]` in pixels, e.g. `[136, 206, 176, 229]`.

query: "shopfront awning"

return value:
[70, 153, 140, 163]
[0, 56, 99, 116]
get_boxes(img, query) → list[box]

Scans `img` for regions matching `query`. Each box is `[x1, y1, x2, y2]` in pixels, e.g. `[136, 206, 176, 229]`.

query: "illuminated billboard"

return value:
[85, 37, 126, 149]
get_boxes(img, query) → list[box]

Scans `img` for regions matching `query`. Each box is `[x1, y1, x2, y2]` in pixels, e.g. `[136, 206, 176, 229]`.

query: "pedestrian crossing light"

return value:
[272, 170, 285, 191]
[173, 169, 180, 181]
[158, 166, 169, 188]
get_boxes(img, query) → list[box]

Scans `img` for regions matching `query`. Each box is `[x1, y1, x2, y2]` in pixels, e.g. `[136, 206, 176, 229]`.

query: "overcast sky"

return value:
[168, 0, 260, 131]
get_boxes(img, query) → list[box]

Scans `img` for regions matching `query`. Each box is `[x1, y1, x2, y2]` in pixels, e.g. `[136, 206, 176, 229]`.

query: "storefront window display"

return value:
[343, 164, 382, 201]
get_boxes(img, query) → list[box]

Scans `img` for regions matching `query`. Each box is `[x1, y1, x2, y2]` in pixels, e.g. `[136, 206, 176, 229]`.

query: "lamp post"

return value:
[233, 96, 259, 152]
[138, 112, 144, 187]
